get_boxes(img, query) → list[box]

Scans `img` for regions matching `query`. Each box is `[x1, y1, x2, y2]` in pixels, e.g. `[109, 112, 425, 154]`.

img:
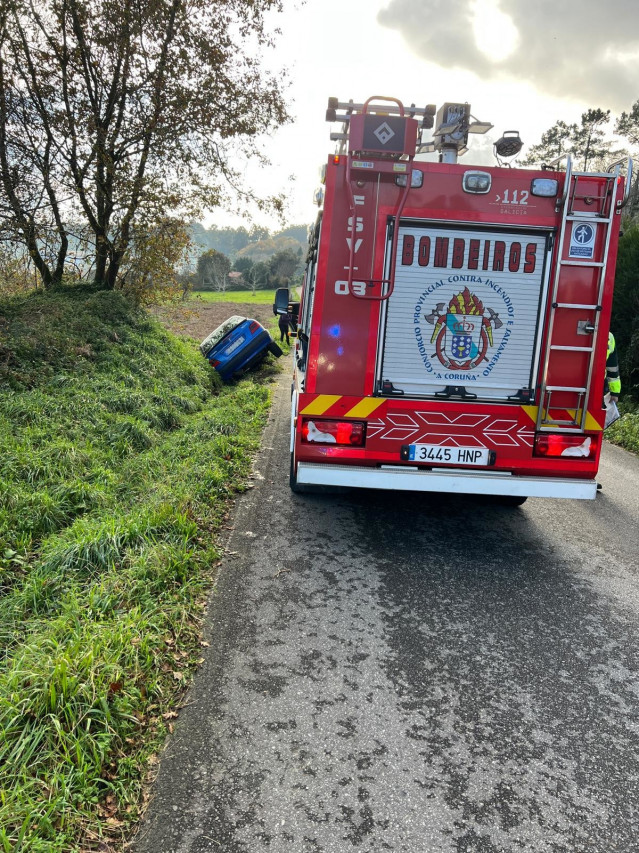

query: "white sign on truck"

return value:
[379, 224, 551, 401]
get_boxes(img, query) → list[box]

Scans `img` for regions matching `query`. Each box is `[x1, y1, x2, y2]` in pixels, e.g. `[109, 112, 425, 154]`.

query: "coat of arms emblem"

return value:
[425, 287, 503, 370]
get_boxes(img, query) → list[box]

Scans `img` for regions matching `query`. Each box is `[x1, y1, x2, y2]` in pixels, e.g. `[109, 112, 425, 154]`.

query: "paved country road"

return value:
[132, 376, 639, 853]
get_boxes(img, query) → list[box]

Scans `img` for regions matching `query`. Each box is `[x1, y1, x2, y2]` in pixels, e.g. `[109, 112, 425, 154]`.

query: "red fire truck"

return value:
[288, 96, 632, 502]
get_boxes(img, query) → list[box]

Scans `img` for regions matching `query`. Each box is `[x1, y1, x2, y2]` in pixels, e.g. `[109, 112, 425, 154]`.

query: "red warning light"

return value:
[301, 419, 365, 446]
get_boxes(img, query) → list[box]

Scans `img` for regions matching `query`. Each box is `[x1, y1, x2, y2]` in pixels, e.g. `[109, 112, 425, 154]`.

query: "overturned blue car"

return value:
[200, 315, 282, 381]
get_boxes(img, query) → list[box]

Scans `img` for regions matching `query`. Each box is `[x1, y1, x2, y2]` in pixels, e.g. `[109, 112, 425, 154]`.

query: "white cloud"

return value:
[378, 0, 639, 110]
[206, 0, 637, 231]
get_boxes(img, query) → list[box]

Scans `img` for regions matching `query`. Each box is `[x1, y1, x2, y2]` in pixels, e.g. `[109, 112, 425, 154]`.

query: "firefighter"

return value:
[606, 331, 621, 402]
[598, 331, 621, 491]
[278, 309, 291, 345]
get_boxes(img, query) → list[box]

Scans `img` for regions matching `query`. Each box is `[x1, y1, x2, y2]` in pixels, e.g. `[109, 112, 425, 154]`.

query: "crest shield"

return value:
[444, 313, 482, 363]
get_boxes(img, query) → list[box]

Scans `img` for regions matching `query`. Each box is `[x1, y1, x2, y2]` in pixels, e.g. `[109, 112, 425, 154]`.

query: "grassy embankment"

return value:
[0, 286, 279, 852]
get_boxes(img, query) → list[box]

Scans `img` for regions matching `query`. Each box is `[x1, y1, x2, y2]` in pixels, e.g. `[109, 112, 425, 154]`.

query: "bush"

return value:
[606, 403, 639, 454]
[612, 225, 639, 401]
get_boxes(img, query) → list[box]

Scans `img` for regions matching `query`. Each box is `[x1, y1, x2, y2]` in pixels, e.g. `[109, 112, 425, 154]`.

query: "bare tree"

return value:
[0, 0, 289, 290]
[196, 249, 231, 292]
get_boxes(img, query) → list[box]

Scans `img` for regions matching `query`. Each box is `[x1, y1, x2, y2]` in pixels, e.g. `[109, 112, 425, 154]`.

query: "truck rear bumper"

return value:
[296, 462, 597, 500]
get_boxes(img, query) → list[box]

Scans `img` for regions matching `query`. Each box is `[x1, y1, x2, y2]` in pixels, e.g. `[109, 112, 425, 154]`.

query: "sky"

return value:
[208, 0, 639, 232]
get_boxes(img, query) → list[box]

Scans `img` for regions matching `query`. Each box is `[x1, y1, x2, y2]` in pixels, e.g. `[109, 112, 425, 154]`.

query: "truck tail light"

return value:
[534, 434, 597, 459]
[301, 419, 365, 446]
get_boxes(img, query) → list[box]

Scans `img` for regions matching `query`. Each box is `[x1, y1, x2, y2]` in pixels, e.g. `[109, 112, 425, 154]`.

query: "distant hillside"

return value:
[190, 223, 308, 261]
[235, 235, 303, 263]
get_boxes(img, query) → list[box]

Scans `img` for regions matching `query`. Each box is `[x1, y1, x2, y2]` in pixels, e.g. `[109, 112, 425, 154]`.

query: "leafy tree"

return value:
[118, 219, 192, 306]
[521, 120, 574, 167]
[615, 100, 639, 222]
[0, 243, 34, 295]
[0, 0, 288, 291]
[522, 110, 622, 170]
[248, 225, 271, 243]
[228, 255, 255, 291]
[612, 226, 639, 398]
[237, 235, 304, 263]
[615, 100, 639, 147]
[196, 249, 231, 291]
[570, 109, 617, 171]
[268, 248, 301, 286]
[232, 256, 255, 278]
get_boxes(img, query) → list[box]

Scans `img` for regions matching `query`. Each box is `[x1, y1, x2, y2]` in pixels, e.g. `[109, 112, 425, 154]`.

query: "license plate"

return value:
[225, 335, 245, 355]
[406, 444, 490, 466]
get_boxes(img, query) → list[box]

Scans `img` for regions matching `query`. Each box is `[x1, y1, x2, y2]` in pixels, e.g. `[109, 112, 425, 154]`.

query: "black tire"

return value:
[268, 341, 283, 357]
[290, 452, 317, 494]
[496, 495, 528, 507]
[290, 452, 302, 493]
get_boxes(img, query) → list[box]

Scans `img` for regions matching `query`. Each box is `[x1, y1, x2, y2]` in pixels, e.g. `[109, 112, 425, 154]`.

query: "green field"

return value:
[191, 289, 279, 304]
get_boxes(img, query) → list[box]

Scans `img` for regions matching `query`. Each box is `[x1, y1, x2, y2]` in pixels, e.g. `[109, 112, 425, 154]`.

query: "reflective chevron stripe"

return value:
[299, 395, 386, 419]
[521, 405, 603, 431]
[300, 395, 342, 415]
[343, 398, 385, 418]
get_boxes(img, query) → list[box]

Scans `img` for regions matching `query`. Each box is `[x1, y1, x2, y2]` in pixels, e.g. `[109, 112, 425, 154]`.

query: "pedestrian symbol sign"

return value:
[569, 221, 596, 259]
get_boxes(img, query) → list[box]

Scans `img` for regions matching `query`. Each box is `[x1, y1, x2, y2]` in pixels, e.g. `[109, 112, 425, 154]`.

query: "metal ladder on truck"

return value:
[536, 155, 633, 432]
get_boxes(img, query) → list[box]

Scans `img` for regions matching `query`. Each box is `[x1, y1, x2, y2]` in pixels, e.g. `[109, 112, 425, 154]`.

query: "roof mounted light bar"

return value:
[326, 97, 436, 119]
[326, 97, 492, 162]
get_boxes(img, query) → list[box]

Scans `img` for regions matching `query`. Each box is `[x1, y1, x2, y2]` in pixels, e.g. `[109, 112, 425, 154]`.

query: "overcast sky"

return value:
[209, 0, 639, 232]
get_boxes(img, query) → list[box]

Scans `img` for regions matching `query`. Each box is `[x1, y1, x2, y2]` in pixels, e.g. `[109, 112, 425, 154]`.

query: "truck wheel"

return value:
[290, 452, 301, 492]
[497, 495, 528, 506]
[268, 341, 283, 357]
[290, 452, 313, 494]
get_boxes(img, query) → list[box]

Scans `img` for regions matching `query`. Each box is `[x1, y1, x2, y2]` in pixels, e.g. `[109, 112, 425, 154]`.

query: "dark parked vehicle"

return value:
[200, 315, 282, 381]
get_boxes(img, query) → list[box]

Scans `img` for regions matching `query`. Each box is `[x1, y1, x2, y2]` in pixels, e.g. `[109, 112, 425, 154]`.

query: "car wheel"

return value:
[268, 341, 283, 357]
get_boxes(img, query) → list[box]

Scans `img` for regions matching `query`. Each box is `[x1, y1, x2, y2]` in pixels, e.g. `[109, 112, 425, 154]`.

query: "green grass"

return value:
[606, 401, 639, 455]
[0, 285, 280, 851]
[191, 288, 278, 304]
[190, 288, 299, 305]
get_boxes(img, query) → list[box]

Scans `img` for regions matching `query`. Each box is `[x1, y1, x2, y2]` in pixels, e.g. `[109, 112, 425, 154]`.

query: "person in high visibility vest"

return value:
[606, 332, 621, 402]
[598, 332, 621, 492]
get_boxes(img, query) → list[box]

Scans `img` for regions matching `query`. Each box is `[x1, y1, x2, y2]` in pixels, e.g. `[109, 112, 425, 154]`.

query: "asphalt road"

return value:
[132, 376, 639, 853]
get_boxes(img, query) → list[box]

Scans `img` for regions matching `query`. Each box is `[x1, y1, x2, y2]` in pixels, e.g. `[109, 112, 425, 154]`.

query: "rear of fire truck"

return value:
[290, 96, 633, 502]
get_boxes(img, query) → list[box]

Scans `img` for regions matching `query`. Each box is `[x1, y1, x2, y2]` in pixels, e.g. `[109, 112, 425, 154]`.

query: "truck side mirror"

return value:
[273, 287, 290, 316]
